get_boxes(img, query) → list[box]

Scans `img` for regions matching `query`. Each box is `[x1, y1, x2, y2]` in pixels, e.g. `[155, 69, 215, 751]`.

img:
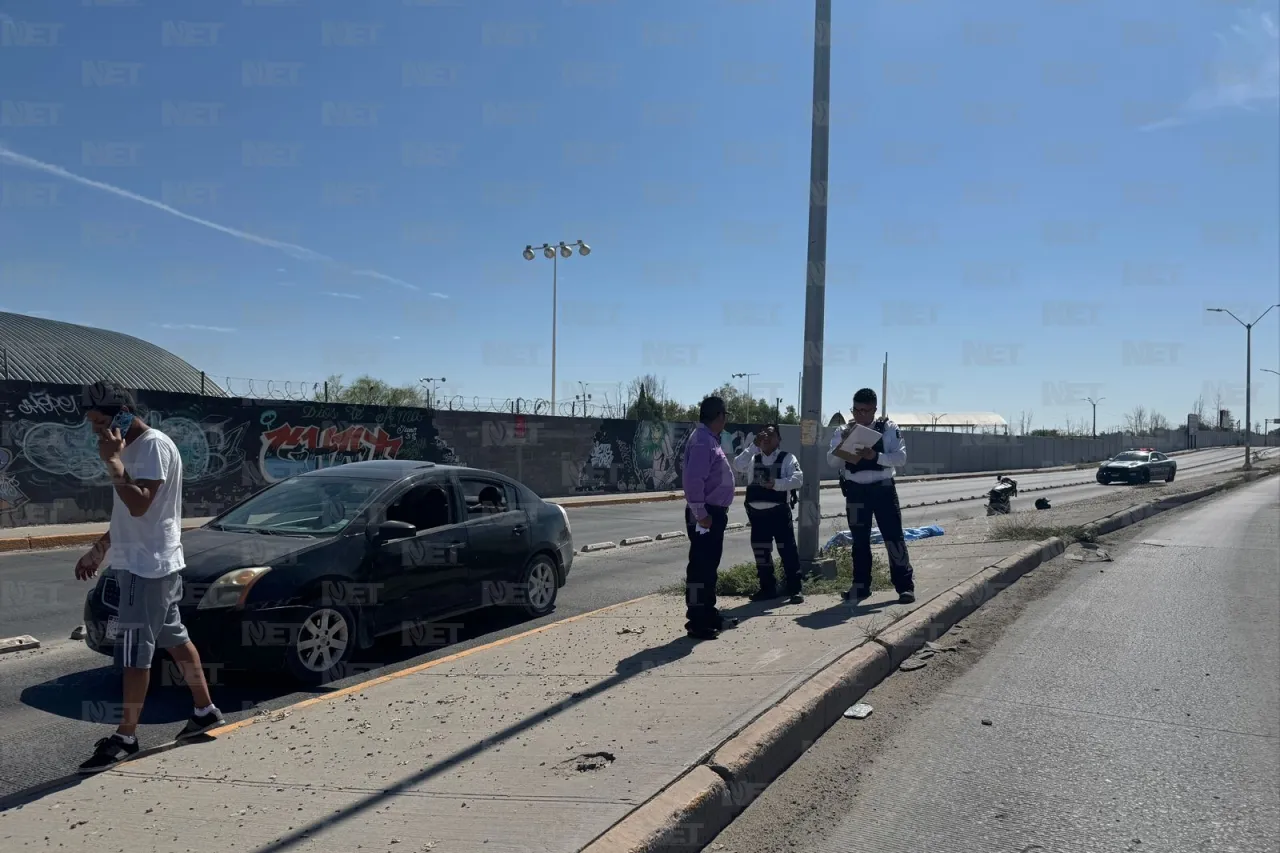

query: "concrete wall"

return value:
[1, 380, 1271, 527]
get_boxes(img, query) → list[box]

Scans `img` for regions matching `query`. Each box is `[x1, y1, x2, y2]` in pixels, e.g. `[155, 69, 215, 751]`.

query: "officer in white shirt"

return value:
[734, 424, 805, 603]
[826, 387, 916, 605]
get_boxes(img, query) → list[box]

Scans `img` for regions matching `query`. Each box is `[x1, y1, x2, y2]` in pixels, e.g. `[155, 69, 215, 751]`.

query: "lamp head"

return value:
[542, 244, 555, 259]
[559, 242, 572, 258]
[577, 241, 590, 256]
[522, 246, 535, 261]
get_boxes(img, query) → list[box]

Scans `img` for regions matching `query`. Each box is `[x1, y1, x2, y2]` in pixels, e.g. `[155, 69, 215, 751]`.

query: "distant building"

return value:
[0, 311, 224, 396]
[890, 412, 1009, 434]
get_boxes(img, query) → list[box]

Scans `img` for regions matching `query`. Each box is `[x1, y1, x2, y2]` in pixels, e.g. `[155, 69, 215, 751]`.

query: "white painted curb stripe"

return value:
[621, 536, 653, 546]
[582, 541, 618, 552]
[656, 531, 685, 540]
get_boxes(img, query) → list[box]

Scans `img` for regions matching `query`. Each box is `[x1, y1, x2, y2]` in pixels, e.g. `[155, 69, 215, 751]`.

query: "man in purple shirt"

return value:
[682, 395, 739, 639]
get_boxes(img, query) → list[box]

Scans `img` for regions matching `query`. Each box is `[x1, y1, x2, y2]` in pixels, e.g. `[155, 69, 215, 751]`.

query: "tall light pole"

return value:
[420, 376, 445, 408]
[523, 240, 591, 410]
[1083, 396, 1104, 438]
[798, 0, 833, 578]
[1207, 305, 1278, 469]
[573, 380, 592, 418]
[1261, 368, 1279, 443]
[731, 372, 759, 420]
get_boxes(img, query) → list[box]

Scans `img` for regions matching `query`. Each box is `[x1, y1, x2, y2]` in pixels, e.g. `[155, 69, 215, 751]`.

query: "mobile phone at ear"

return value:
[110, 411, 135, 436]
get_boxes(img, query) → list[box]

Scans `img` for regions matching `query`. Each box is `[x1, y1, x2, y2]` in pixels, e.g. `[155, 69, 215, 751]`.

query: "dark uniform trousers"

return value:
[745, 504, 802, 595]
[843, 479, 915, 597]
[684, 505, 729, 631]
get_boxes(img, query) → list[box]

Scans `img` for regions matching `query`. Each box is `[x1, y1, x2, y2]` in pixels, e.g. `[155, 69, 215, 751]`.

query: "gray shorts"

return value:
[112, 570, 190, 669]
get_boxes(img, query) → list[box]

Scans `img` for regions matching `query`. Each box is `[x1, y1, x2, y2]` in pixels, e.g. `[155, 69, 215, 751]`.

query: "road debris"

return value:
[69, 625, 86, 640]
[843, 703, 873, 719]
[616, 626, 645, 636]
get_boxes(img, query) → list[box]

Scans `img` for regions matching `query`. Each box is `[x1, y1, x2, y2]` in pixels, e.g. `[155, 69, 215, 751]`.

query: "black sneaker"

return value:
[687, 626, 719, 641]
[78, 734, 139, 774]
[176, 706, 226, 741]
[898, 590, 916, 604]
[749, 589, 780, 603]
[788, 593, 805, 604]
[841, 588, 871, 603]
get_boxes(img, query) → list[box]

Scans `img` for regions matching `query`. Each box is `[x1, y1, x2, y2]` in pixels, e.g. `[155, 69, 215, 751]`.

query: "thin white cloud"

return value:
[0, 145, 433, 294]
[325, 291, 362, 300]
[158, 323, 237, 333]
[392, 335, 401, 340]
[1143, 9, 1279, 131]
[276, 268, 287, 272]
[428, 292, 449, 300]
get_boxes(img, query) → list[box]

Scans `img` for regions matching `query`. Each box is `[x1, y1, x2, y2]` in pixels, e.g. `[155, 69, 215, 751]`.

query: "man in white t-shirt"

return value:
[73, 382, 225, 773]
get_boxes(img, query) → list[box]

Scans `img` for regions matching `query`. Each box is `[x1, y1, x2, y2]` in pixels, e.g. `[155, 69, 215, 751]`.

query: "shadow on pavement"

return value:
[243, 631, 709, 853]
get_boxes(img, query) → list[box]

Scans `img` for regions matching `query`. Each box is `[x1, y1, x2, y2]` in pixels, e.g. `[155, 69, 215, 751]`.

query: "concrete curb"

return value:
[656, 531, 686, 541]
[621, 536, 654, 547]
[580, 469, 1269, 853]
[0, 635, 40, 655]
[0, 522, 207, 555]
[581, 541, 618, 553]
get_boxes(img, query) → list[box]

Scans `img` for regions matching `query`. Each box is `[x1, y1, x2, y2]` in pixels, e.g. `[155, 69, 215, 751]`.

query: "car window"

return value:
[216, 477, 385, 534]
[385, 482, 455, 532]
[1112, 452, 1149, 462]
[458, 478, 510, 516]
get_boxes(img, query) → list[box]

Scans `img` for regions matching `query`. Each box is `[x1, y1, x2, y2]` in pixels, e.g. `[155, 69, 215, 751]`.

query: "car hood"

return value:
[174, 527, 331, 582]
[1102, 460, 1143, 467]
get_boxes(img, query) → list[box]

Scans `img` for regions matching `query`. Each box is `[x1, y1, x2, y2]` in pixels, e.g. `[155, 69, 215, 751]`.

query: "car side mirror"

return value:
[375, 520, 416, 542]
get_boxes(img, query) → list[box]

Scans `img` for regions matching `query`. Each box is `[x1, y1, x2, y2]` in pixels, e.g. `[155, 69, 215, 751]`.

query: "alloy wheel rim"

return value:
[528, 562, 555, 610]
[295, 608, 349, 672]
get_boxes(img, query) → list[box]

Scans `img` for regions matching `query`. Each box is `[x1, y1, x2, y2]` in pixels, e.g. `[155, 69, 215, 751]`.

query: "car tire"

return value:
[1166, 468, 1175, 482]
[1097, 474, 1110, 485]
[285, 603, 358, 685]
[514, 553, 559, 618]
[1140, 469, 1151, 484]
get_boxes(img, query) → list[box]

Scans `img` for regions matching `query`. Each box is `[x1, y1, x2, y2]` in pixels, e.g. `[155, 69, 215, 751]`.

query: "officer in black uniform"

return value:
[826, 388, 916, 605]
[733, 425, 804, 603]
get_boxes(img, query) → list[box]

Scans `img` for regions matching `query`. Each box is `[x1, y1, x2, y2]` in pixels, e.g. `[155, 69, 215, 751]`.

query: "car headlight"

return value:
[197, 567, 272, 610]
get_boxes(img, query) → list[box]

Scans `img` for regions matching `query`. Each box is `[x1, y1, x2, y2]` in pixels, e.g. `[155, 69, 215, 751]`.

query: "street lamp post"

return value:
[523, 240, 591, 411]
[1084, 396, 1104, 438]
[731, 372, 759, 420]
[1262, 368, 1280, 444]
[797, 0, 834, 579]
[573, 380, 592, 418]
[1207, 305, 1279, 470]
[420, 376, 446, 409]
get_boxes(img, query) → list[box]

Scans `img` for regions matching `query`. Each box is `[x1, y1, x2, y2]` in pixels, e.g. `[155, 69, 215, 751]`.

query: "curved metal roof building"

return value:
[0, 311, 225, 396]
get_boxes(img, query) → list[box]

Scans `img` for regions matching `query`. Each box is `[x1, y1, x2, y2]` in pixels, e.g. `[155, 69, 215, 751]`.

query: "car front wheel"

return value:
[515, 554, 559, 617]
[1097, 473, 1111, 485]
[285, 604, 357, 685]
[1140, 469, 1151, 484]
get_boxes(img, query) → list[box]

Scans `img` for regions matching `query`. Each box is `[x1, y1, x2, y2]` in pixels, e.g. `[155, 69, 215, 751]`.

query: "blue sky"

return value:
[2, 0, 1278, 432]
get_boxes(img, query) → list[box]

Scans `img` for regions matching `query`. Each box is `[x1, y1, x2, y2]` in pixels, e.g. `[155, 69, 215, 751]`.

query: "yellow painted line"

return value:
[206, 592, 660, 738]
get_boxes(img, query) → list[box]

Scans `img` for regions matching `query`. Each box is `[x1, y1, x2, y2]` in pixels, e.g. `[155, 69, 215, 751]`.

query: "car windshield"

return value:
[1112, 452, 1150, 462]
[213, 477, 386, 535]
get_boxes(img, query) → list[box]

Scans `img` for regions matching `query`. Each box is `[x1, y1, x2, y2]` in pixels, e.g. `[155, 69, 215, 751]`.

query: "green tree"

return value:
[321, 374, 426, 407]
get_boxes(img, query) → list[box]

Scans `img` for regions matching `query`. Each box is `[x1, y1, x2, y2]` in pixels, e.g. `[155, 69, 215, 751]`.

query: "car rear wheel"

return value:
[286, 604, 357, 685]
[1165, 468, 1175, 482]
[516, 554, 558, 618]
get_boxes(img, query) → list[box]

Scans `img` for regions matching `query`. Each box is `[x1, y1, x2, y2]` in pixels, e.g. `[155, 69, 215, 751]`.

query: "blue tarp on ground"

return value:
[823, 525, 945, 552]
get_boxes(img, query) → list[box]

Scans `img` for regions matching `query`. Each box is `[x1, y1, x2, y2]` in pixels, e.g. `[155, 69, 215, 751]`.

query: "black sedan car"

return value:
[1096, 449, 1177, 485]
[84, 460, 574, 684]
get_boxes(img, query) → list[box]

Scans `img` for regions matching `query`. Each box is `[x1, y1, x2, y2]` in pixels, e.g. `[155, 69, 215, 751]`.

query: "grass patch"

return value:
[660, 547, 891, 597]
[987, 521, 1095, 543]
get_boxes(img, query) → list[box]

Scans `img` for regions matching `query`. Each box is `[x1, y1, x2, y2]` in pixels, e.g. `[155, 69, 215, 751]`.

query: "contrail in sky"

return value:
[0, 144, 441, 296]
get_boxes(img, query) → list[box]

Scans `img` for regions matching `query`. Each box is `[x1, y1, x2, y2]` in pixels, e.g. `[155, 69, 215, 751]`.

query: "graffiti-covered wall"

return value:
[0, 381, 771, 527]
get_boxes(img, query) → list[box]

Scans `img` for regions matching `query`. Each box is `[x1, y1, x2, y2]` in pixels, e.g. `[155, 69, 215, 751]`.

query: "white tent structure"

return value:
[890, 412, 1009, 434]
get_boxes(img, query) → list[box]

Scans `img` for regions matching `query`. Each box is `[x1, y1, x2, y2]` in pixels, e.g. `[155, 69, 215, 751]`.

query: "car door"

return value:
[453, 475, 532, 604]
[370, 480, 473, 634]
[1152, 452, 1171, 477]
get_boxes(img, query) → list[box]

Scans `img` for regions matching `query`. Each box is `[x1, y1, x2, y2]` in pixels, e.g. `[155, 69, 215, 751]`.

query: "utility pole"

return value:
[1207, 305, 1279, 470]
[1084, 396, 1104, 438]
[797, 0, 834, 579]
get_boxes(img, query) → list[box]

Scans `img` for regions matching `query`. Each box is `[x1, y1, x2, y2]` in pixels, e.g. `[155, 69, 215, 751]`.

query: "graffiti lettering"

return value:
[0, 448, 29, 515]
[17, 390, 79, 417]
[301, 405, 340, 420]
[259, 422, 404, 482]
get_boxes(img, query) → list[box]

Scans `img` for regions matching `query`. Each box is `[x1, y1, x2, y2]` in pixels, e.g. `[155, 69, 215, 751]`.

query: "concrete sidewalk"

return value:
[0, 525, 1030, 851]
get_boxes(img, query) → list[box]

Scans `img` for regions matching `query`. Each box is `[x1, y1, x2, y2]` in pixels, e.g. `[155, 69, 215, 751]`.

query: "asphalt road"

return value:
[0, 446, 1260, 803]
[708, 474, 1280, 853]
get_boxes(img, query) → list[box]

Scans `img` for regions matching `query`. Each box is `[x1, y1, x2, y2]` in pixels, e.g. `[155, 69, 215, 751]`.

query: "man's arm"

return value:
[105, 442, 167, 517]
[775, 454, 803, 491]
[878, 422, 907, 468]
[732, 443, 757, 475]
[826, 427, 846, 470]
[682, 436, 710, 520]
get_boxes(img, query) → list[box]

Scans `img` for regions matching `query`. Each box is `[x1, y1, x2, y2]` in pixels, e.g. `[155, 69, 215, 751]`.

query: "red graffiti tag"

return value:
[262, 424, 403, 459]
